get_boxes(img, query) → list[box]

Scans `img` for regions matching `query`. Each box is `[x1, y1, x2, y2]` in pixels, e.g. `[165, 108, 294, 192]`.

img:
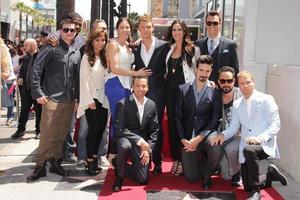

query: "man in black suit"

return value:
[112, 77, 159, 192]
[134, 14, 169, 174]
[11, 38, 42, 139]
[175, 55, 223, 190]
[195, 10, 239, 83]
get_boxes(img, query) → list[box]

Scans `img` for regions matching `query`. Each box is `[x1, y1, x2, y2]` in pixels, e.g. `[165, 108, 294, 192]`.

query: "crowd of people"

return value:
[0, 10, 288, 200]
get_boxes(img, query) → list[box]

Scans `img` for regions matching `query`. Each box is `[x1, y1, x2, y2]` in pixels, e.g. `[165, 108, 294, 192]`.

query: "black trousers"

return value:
[116, 137, 150, 184]
[241, 144, 269, 192]
[85, 99, 108, 159]
[146, 87, 165, 166]
[165, 87, 181, 161]
[181, 139, 223, 182]
[18, 88, 42, 133]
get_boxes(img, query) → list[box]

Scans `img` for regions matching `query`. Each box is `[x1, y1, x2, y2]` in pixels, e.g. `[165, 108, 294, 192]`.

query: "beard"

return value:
[220, 86, 233, 94]
[198, 76, 208, 82]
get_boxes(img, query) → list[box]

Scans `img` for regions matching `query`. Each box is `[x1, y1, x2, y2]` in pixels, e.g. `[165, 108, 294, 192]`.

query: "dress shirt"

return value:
[191, 80, 211, 137]
[207, 33, 221, 54]
[133, 94, 148, 146]
[140, 36, 155, 67]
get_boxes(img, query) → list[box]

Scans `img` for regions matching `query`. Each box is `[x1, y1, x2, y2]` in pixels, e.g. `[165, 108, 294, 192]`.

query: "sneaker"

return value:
[6, 119, 13, 127]
[63, 154, 77, 163]
[75, 160, 86, 170]
[99, 156, 110, 168]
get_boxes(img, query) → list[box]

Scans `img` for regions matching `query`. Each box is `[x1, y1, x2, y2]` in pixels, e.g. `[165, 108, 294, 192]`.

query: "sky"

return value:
[75, 0, 149, 20]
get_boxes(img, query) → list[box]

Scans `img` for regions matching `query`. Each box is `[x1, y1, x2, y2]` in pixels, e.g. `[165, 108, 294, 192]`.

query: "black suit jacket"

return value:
[195, 36, 239, 83]
[134, 38, 169, 90]
[114, 95, 159, 151]
[175, 82, 222, 140]
[18, 53, 38, 90]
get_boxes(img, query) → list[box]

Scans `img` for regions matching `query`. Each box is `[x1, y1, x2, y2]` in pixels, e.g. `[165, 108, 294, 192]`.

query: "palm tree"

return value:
[11, 2, 27, 40]
[128, 12, 139, 37]
[56, 0, 75, 30]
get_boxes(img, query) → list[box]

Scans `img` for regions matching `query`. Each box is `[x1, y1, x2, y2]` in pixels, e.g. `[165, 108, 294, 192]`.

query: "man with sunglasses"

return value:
[195, 10, 239, 84]
[27, 18, 81, 182]
[208, 66, 242, 187]
[47, 12, 85, 164]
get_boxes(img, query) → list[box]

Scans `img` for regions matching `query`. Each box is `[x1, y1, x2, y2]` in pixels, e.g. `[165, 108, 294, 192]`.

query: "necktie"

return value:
[209, 39, 214, 55]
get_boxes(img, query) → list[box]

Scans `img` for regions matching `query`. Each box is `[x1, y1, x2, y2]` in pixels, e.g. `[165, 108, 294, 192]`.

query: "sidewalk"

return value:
[0, 117, 299, 200]
[0, 117, 107, 200]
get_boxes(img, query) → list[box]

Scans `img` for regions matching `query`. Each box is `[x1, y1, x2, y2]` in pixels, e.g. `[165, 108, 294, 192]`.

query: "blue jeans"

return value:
[64, 112, 77, 157]
[77, 114, 109, 161]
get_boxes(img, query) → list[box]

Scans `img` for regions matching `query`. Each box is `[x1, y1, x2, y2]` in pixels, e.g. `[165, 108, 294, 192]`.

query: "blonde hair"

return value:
[137, 13, 153, 27]
[0, 38, 12, 77]
[237, 70, 254, 80]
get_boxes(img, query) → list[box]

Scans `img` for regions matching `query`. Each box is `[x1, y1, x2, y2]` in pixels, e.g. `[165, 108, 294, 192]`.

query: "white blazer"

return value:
[165, 43, 201, 84]
[223, 90, 280, 163]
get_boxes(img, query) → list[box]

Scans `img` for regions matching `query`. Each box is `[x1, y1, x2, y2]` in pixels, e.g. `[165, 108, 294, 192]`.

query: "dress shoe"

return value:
[11, 130, 25, 139]
[49, 158, 67, 176]
[202, 176, 212, 190]
[153, 165, 162, 174]
[231, 171, 241, 187]
[26, 165, 46, 182]
[112, 176, 123, 192]
[267, 164, 288, 186]
[246, 191, 261, 200]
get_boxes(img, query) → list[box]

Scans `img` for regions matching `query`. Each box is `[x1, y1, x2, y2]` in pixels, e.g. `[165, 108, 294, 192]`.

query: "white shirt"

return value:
[77, 54, 109, 118]
[207, 34, 221, 54]
[140, 36, 155, 67]
[133, 93, 147, 124]
[133, 94, 148, 146]
[245, 94, 254, 119]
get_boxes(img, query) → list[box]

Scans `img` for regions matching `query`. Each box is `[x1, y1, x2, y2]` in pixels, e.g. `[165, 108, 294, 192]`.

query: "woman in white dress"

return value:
[77, 29, 109, 175]
[105, 17, 151, 141]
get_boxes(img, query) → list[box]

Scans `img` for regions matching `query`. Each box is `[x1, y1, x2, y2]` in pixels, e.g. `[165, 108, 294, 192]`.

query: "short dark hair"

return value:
[132, 76, 148, 86]
[206, 10, 222, 22]
[196, 55, 213, 68]
[68, 12, 83, 21]
[40, 31, 48, 37]
[59, 18, 75, 29]
[217, 66, 235, 78]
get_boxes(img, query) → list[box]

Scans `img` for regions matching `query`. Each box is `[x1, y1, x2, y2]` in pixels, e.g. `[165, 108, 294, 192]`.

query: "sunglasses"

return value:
[62, 28, 75, 33]
[206, 21, 219, 26]
[219, 79, 234, 84]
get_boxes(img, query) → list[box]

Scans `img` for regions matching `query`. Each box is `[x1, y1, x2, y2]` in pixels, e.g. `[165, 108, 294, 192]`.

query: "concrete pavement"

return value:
[0, 116, 300, 200]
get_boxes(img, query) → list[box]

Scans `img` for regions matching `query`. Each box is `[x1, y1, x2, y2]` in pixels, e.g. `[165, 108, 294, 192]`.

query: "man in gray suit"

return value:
[112, 77, 159, 192]
[195, 10, 239, 83]
[211, 71, 287, 200]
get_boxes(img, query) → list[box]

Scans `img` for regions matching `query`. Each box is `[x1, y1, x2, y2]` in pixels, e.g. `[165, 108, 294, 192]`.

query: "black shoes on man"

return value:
[246, 164, 287, 200]
[26, 162, 47, 182]
[11, 129, 40, 139]
[26, 158, 68, 183]
[266, 164, 288, 186]
[11, 130, 25, 139]
[153, 164, 162, 175]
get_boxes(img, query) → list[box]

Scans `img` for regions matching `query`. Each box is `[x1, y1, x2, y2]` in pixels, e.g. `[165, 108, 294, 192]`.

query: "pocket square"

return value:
[223, 49, 229, 53]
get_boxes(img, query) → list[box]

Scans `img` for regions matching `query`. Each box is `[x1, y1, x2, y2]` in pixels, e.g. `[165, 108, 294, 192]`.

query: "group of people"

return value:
[0, 10, 288, 200]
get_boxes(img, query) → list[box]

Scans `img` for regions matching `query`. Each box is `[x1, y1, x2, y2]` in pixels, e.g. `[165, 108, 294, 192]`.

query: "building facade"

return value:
[185, 0, 300, 183]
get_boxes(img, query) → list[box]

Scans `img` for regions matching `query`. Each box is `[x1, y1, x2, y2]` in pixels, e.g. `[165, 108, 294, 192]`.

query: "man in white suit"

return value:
[211, 71, 287, 200]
